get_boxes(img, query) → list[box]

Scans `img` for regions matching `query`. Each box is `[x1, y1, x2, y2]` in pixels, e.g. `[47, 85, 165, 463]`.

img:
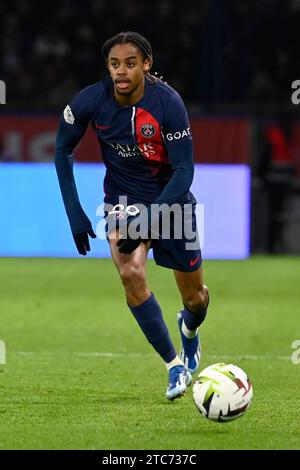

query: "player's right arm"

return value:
[55, 85, 99, 255]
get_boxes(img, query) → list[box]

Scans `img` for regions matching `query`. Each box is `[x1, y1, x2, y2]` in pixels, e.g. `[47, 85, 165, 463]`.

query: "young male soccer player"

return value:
[55, 32, 209, 400]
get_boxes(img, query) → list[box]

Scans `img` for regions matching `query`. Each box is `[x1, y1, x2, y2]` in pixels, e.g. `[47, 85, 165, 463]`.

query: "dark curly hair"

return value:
[102, 31, 153, 63]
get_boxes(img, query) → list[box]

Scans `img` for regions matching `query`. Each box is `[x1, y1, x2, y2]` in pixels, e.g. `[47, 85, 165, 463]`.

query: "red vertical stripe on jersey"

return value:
[135, 108, 168, 162]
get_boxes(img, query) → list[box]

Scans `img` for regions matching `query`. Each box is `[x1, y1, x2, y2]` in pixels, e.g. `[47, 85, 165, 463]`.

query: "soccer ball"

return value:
[193, 363, 253, 422]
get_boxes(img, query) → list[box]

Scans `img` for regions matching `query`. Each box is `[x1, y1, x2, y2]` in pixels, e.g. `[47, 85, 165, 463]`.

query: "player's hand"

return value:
[69, 210, 96, 255]
[73, 230, 96, 255]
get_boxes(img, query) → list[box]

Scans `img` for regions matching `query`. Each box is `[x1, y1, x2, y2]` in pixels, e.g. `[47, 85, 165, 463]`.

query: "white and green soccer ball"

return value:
[193, 363, 253, 422]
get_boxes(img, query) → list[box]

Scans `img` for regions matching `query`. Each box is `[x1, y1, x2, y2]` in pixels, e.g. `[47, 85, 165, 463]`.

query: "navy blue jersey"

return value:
[56, 75, 195, 206]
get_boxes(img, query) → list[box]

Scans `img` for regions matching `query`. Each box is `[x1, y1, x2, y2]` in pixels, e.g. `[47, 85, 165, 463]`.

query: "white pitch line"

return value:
[207, 354, 291, 361]
[13, 351, 144, 358]
[11, 351, 291, 361]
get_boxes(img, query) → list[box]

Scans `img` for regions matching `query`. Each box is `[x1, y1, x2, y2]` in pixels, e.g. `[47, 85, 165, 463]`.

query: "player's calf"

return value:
[182, 285, 209, 330]
[183, 285, 209, 318]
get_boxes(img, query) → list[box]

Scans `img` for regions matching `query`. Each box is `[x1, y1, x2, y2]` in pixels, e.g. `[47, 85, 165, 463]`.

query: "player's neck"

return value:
[113, 77, 145, 107]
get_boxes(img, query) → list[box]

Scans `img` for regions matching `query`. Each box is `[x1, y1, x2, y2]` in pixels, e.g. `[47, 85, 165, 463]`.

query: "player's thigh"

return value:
[173, 266, 206, 300]
[108, 229, 151, 276]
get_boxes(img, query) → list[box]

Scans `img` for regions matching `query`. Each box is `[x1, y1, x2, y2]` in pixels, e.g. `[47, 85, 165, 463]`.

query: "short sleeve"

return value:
[162, 91, 192, 150]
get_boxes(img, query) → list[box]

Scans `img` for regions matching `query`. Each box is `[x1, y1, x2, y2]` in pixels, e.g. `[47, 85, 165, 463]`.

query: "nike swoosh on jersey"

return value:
[95, 124, 112, 129]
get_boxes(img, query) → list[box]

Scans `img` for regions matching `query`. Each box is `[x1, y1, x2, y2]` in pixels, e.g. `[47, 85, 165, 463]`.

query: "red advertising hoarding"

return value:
[0, 115, 251, 164]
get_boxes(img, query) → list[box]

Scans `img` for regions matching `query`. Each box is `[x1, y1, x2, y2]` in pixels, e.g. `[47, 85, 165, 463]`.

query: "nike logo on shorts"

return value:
[189, 255, 201, 267]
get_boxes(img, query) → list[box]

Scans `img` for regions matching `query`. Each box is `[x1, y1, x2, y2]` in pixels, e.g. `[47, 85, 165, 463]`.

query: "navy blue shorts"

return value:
[104, 194, 202, 273]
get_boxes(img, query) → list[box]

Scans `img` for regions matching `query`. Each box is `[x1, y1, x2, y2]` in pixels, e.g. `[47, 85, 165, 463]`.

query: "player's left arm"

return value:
[155, 90, 194, 205]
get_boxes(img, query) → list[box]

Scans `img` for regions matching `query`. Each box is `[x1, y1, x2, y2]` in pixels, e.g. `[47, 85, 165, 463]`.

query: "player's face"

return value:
[107, 43, 151, 101]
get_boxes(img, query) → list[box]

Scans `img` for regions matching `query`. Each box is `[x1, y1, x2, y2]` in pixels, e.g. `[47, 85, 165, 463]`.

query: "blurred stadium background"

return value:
[1, 0, 300, 255]
[1, 0, 300, 451]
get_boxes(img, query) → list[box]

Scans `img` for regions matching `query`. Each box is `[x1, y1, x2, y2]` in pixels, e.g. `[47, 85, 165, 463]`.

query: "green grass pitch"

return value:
[0, 256, 299, 450]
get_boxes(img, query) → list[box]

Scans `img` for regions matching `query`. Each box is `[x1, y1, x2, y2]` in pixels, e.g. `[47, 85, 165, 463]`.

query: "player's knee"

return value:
[119, 263, 145, 288]
[184, 286, 209, 314]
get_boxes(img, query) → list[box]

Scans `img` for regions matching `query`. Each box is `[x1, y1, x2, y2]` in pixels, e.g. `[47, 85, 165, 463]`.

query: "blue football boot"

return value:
[166, 364, 192, 400]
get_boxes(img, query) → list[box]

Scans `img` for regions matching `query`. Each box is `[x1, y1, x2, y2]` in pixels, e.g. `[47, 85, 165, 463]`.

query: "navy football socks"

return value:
[129, 293, 177, 363]
[182, 296, 209, 331]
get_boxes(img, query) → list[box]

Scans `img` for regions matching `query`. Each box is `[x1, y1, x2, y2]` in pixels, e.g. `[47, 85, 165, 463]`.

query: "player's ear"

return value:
[143, 57, 152, 73]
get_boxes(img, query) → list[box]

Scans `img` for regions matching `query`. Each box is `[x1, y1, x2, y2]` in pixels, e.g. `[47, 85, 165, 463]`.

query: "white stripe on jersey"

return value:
[131, 106, 136, 137]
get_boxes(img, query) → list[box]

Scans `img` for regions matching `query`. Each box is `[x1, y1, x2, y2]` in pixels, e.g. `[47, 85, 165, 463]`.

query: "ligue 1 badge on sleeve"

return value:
[64, 105, 75, 124]
[0, 80, 6, 104]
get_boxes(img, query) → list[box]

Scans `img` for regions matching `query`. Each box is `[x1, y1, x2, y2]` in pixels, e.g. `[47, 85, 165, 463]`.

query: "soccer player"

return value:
[55, 32, 209, 400]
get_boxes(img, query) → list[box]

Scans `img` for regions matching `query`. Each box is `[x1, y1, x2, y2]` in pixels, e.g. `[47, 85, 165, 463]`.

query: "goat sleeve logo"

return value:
[166, 127, 191, 141]
[141, 123, 156, 138]
[63, 105, 75, 124]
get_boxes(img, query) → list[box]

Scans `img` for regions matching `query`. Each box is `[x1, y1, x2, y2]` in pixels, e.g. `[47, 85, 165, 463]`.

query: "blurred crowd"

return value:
[1, 0, 300, 109]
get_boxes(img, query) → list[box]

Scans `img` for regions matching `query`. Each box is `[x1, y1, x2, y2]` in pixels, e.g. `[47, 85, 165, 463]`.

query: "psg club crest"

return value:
[141, 123, 156, 138]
